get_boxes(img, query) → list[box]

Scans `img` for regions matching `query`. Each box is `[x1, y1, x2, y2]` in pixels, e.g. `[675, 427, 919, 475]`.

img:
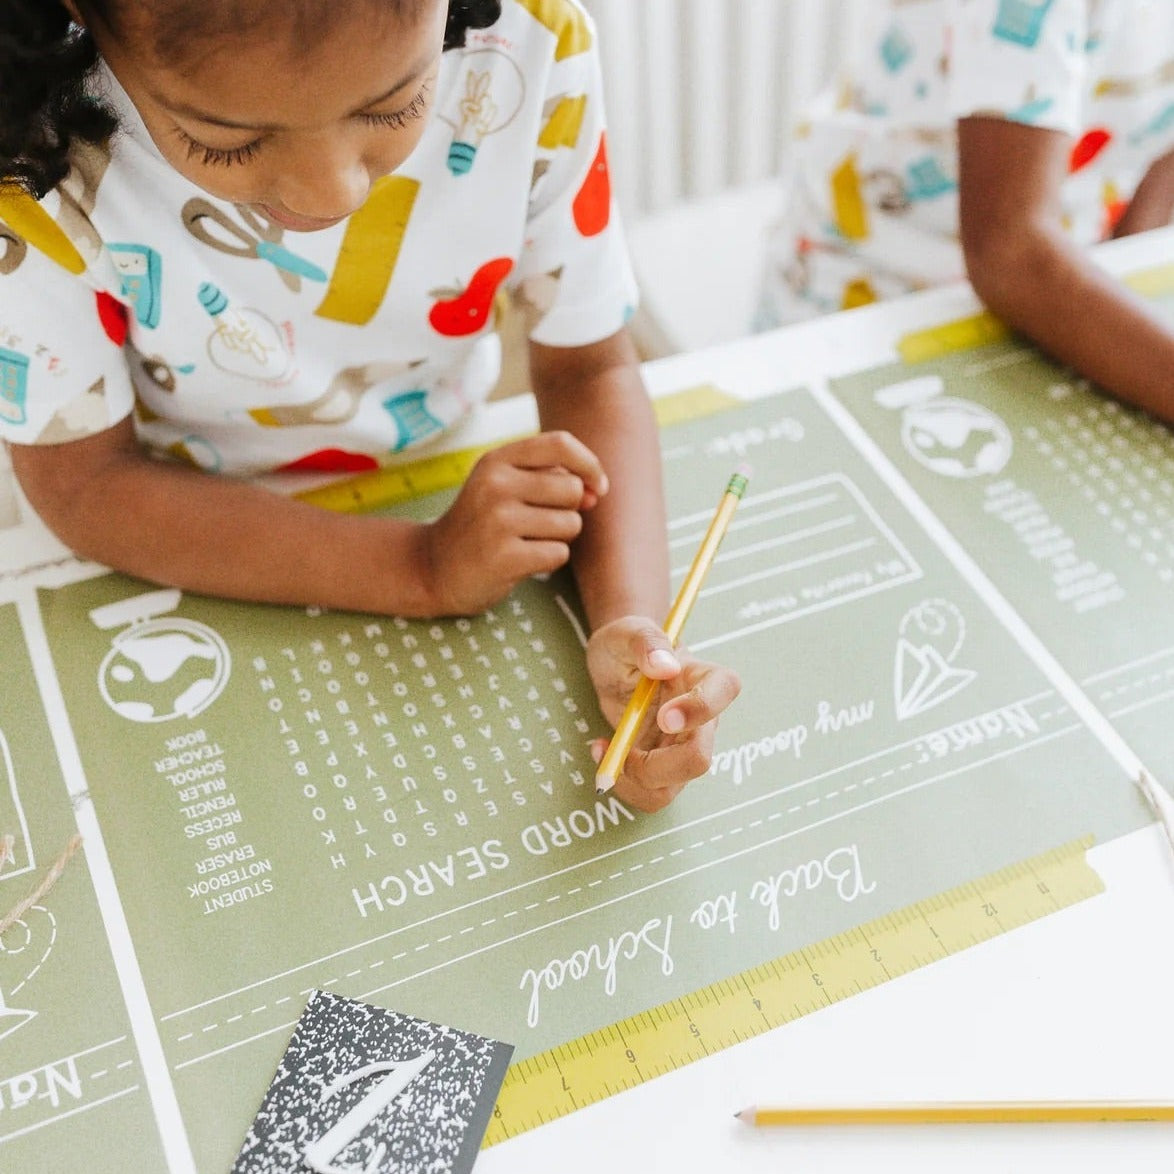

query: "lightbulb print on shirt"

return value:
[437, 51, 527, 176]
[198, 282, 295, 383]
[183, 199, 327, 292]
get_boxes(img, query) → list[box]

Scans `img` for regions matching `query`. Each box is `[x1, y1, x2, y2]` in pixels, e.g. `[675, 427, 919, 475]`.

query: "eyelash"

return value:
[177, 84, 431, 168]
[361, 85, 430, 130]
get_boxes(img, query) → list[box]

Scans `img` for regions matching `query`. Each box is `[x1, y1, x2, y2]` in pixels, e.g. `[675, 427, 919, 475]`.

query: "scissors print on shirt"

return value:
[181, 199, 328, 292]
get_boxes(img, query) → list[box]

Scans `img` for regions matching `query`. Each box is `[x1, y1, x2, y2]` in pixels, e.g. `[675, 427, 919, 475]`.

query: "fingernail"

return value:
[589, 739, 605, 764]
[648, 649, 679, 673]
[660, 708, 685, 733]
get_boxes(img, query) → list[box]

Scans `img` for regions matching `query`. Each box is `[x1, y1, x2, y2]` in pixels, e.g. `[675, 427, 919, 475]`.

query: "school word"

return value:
[983, 479, 1124, 613]
[518, 914, 675, 1029]
[750, 843, 875, 931]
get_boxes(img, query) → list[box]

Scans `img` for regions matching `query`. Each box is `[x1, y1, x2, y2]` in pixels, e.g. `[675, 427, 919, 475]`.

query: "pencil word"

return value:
[710, 723, 808, 784]
[751, 843, 875, 931]
[519, 914, 674, 1028]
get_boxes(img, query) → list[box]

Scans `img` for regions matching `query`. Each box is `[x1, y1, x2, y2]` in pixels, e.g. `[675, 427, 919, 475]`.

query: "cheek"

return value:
[365, 121, 432, 178]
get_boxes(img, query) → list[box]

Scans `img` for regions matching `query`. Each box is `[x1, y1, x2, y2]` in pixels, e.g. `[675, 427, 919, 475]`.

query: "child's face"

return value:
[91, 1, 449, 231]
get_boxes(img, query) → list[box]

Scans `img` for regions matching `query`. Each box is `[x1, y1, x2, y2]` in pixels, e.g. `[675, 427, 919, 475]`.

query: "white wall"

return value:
[581, 0, 861, 219]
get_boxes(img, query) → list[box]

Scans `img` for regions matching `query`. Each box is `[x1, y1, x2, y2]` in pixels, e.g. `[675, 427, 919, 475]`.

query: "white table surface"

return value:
[473, 227, 1174, 1174]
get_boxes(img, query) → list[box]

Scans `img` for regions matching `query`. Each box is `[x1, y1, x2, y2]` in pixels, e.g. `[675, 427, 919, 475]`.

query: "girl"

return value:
[756, 0, 1174, 421]
[0, 0, 740, 812]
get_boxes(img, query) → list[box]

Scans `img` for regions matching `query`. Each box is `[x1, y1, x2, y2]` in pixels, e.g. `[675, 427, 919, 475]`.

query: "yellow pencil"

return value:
[734, 1102, 1174, 1127]
[595, 465, 750, 795]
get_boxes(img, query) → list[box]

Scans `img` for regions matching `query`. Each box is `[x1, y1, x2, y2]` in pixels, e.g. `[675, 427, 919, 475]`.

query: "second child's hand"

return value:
[420, 430, 609, 615]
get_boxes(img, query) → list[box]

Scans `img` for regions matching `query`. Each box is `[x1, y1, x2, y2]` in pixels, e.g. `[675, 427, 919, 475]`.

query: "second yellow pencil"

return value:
[735, 1101, 1174, 1126]
[595, 465, 750, 794]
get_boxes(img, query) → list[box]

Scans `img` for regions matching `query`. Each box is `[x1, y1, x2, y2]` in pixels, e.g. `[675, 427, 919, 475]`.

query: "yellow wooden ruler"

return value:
[897, 261, 1174, 364]
[483, 836, 1101, 1146]
[296, 384, 740, 514]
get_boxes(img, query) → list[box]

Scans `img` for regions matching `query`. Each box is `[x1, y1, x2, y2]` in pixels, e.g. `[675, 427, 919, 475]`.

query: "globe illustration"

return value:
[98, 618, 231, 722]
[900, 397, 1012, 478]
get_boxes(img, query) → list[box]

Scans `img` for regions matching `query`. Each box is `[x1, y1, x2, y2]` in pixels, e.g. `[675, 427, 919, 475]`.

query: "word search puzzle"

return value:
[1, 271, 1172, 1171]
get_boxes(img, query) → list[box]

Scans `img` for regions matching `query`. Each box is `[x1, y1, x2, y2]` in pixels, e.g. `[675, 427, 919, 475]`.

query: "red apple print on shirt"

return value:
[573, 132, 611, 237]
[428, 257, 514, 337]
[1069, 127, 1111, 173]
[277, 448, 380, 474]
[95, 291, 129, 345]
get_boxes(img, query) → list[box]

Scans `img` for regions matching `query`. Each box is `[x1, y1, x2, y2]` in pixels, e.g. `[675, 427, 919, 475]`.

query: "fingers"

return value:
[655, 662, 742, 735]
[486, 431, 609, 505]
[589, 658, 743, 814]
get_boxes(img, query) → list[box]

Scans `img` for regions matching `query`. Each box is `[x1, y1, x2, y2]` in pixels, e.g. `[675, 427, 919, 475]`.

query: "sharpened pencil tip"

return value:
[595, 774, 615, 795]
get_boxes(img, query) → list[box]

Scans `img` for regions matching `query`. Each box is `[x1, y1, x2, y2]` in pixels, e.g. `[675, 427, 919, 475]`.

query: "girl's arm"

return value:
[957, 116, 1174, 422]
[529, 329, 742, 812]
[8, 414, 608, 617]
[528, 327, 668, 628]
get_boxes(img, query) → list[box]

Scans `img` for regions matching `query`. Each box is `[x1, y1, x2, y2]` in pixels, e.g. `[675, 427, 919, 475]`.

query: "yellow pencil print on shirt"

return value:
[1094, 59, 1174, 98]
[315, 175, 420, 325]
[0, 185, 86, 274]
[514, 0, 592, 59]
[831, 153, 870, 241]
[538, 95, 587, 149]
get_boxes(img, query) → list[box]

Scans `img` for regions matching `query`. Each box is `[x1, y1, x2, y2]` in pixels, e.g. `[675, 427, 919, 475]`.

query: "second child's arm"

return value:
[957, 116, 1174, 422]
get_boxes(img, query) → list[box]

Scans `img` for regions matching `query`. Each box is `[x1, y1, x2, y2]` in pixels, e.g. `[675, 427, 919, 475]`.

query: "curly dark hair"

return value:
[0, 0, 502, 198]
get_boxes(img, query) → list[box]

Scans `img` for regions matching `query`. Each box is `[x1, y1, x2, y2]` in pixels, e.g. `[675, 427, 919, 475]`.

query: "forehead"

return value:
[99, 0, 447, 127]
[103, 0, 433, 62]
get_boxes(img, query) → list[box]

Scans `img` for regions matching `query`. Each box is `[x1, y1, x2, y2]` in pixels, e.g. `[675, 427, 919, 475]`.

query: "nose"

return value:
[273, 136, 373, 222]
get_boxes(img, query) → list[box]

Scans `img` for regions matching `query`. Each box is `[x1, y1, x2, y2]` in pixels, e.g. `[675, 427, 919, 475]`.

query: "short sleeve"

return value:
[509, 4, 639, 347]
[945, 0, 1089, 134]
[0, 187, 135, 446]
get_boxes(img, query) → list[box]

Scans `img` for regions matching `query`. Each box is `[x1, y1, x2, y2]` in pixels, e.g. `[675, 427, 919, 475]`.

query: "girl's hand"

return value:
[586, 616, 742, 813]
[419, 431, 608, 615]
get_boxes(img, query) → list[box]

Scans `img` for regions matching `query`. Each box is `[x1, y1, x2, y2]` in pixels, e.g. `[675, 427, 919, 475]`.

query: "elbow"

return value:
[959, 212, 1068, 327]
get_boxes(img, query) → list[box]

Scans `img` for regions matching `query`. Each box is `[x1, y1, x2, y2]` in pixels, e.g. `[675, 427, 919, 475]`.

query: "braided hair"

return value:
[0, 0, 503, 198]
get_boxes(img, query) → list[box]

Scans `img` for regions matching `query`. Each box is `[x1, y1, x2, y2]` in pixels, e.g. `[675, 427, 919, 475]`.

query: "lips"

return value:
[255, 204, 347, 233]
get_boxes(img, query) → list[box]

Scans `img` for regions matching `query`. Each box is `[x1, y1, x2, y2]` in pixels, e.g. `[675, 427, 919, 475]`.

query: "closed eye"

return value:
[360, 80, 431, 129]
[176, 128, 263, 168]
